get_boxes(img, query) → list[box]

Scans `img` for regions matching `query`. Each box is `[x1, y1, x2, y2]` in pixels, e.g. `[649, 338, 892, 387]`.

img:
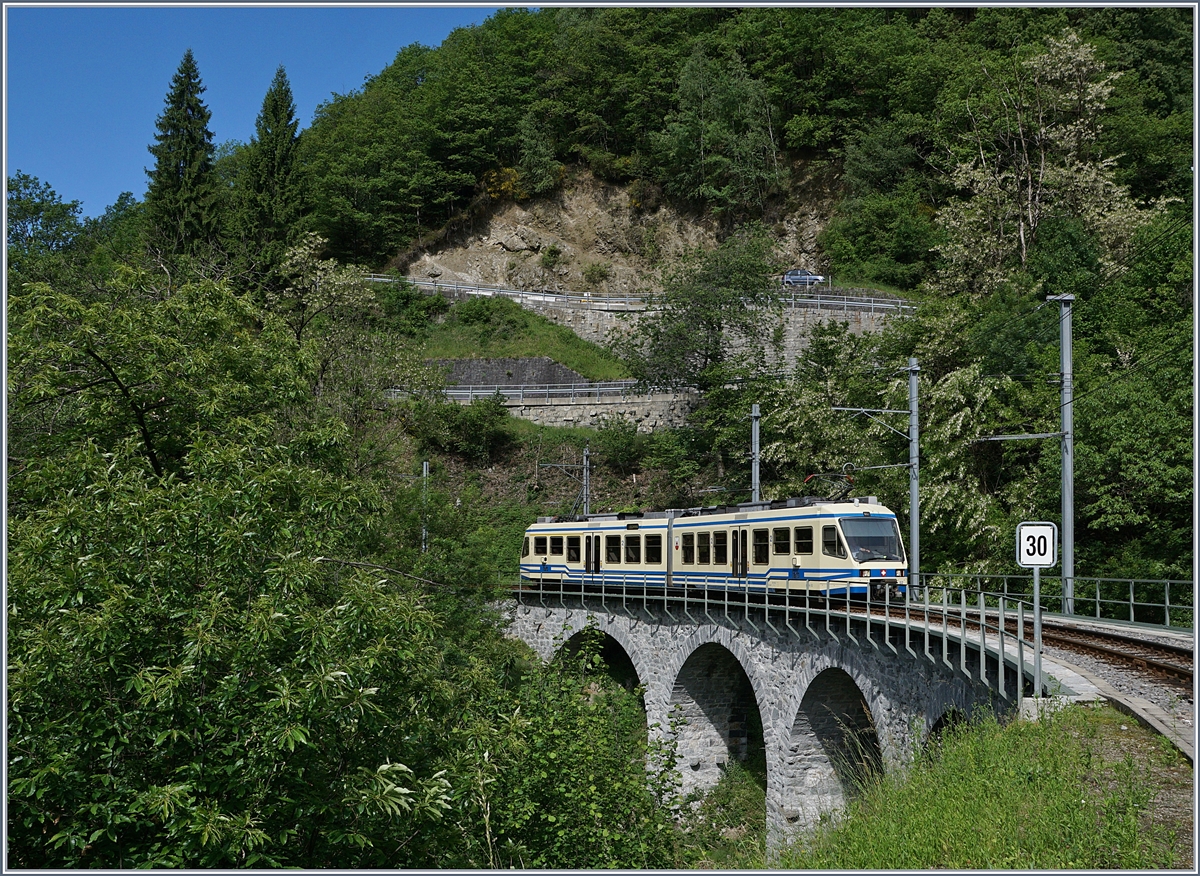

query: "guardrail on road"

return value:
[444, 381, 640, 402]
[365, 275, 915, 317]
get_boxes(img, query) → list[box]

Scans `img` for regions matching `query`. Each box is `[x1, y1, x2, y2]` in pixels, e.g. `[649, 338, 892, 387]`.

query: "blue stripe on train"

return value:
[518, 567, 904, 596]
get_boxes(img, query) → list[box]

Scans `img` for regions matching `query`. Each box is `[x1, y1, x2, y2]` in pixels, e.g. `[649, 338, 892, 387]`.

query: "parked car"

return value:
[782, 268, 826, 287]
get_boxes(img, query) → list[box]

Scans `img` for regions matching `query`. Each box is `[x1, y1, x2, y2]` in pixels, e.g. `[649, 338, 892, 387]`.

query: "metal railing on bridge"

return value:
[916, 572, 1193, 631]
[365, 274, 915, 317]
[510, 574, 1048, 706]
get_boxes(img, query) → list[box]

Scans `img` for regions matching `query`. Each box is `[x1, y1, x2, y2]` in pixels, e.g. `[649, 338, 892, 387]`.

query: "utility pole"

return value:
[582, 445, 591, 516]
[539, 446, 591, 517]
[908, 358, 920, 586]
[974, 297, 1074, 614]
[1048, 294, 1075, 615]
[422, 460, 429, 554]
[751, 403, 761, 503]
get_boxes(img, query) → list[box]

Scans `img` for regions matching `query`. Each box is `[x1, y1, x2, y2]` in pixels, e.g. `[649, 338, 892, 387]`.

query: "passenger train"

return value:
[520, 495, 907, 597]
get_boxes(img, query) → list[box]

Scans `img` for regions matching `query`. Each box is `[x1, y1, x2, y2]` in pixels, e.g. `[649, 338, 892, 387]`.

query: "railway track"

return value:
[1025, 620, 1193, 689]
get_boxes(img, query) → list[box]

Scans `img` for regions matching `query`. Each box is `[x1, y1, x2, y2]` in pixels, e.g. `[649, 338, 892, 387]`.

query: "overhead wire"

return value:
[1064, 335, 1193, 411]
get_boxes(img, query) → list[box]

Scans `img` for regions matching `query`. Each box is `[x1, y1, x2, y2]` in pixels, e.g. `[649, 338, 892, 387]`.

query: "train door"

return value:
[585, 533, 602, 578]
[731, 527, 749, 581]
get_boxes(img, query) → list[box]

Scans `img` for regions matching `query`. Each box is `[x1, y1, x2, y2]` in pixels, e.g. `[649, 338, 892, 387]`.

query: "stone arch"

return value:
[779, 666, 883, 833]
[538, 610, 657, 695]
[557, 625, 643, 694]
[928, 705, 969, 741]
[668, 640, 766, 797]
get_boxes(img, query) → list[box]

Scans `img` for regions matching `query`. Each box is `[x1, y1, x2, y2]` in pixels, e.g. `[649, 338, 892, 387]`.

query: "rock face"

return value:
[404, 168, 838, 296]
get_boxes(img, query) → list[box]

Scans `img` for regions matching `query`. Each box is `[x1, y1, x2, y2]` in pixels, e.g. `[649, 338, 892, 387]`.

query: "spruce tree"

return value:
[145, 49, 218, 259]
[230, 66, 303, 290]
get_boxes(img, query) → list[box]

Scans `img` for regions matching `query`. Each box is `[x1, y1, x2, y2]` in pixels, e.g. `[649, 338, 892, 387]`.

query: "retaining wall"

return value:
[506, 390, 698, 433]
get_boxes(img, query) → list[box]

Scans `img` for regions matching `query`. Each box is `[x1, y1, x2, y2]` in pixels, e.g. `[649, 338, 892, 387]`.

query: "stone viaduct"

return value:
[504, 592, 1021, 848]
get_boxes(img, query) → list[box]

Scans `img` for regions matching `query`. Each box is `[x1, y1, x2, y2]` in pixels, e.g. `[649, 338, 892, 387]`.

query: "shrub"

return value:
[582, 261, 612, 285]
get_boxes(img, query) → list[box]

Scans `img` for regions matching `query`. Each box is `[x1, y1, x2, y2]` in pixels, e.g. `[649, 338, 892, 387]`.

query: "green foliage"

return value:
[8, 278, 310, 484]
[5, 171, 82, 281]
[676, 759, 767, 866]
[284, 7, 1191, 274]
[581, 260, 612, 285]
[538, 243, 564, 269]
[224, 66, 306, 293]
[402, 395, 513, 464]
[593, 415, 647, 476]
[144, 50, 220, 259]
[271, 232, 373, 343]
[615, 222, 783, 390]
[650, 44, 784, 217]
[778, 706, 1182, 869]
[7, 437, 465, 868]
[817, 184, 942, 290]
[6, 177, 148, 297]
[376, 277, 450, 335]
[483, 627, 679, 868]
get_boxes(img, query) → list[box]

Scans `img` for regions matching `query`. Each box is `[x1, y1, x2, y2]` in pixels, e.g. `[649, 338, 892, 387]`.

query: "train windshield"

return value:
[839, 517, 905, 563]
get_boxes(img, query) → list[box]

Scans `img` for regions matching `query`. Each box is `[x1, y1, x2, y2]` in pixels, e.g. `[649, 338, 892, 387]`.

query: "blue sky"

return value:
[5, 4, 503, 217]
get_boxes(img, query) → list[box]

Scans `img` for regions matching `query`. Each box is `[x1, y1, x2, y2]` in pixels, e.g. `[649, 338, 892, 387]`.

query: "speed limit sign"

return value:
[1016, 521, 1058, 568]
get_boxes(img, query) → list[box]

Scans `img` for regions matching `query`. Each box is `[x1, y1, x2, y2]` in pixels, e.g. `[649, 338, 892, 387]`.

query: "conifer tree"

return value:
[230, 66, 304, 290]
[145, 49, 219, 259]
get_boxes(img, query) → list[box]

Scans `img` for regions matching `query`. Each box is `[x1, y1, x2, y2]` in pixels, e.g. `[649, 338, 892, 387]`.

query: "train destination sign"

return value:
[1016, 521, 1058, 569]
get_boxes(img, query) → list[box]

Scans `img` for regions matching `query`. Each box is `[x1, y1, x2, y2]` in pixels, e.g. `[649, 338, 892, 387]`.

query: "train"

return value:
[520, 494, 908, 597]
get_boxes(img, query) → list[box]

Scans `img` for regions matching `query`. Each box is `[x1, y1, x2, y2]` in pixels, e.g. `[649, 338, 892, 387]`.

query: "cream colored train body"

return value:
[520, 496, 908, 596]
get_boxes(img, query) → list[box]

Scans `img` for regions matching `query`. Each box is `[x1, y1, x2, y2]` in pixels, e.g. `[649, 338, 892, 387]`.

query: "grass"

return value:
[670, 703, 1191, 870]
[769, 703, 1190, 870]
[418, 295, 631, 381]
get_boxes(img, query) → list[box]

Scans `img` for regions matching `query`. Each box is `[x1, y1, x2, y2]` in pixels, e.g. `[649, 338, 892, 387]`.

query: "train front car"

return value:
[669, 495, 907, 597]
[791, 497, 908, 598]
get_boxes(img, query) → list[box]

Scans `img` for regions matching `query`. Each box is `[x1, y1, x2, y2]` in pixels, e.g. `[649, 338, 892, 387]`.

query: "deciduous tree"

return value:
[614, 224, 783, 391]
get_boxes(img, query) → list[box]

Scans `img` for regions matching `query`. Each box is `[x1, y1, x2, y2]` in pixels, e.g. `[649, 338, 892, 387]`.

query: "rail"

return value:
[510, 575, 1043, 705]
[365, 274, 915, 316]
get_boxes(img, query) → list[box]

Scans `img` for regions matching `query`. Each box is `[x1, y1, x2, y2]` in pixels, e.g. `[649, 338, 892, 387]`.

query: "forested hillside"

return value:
[6, 6, 1192, 868]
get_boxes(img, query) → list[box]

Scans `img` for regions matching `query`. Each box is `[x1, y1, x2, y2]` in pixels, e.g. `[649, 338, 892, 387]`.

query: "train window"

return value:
[625, 535, 642, 564]
[566, 536, 581, 562]
[795, 526, 813, 555]
[550, 536, 564, 556]
[822, 525, 847, 559]
[681, 533, 695, 564]
[534, 536, 548, 556]
[522, 537, 529, 558]
[713, 531, 728, 565]
[698, 532, 711, 564]
[645, 534, 662, 564]
[606, 535, 622, 564]
[773, 527, 791, 555]
[752, 529, 769, 564]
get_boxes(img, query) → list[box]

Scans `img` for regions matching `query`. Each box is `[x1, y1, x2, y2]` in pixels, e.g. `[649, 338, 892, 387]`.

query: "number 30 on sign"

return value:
[1016, 521, 1058, 569]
